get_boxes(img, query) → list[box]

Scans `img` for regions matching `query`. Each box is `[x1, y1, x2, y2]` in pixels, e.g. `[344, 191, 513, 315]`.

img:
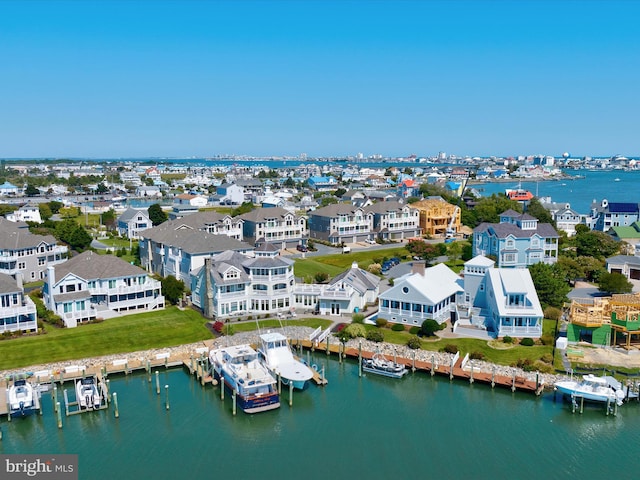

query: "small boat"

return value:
[76, 376, 102, 410]
[258, 332, 313, 390]
[614, 178, 621, 182]
[554, 374, 625, 406]
[209, 344, 280, 413]
[362, 353, 408, 379]
[8, 379, 35, 416]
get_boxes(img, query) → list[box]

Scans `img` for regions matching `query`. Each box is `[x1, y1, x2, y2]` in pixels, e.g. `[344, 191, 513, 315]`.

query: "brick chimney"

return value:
[412, 261, 426, 276]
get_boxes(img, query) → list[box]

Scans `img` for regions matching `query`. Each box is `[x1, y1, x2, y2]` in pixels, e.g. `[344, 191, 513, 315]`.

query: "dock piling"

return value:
[221, 376, 225, 400]
[289, 378, 293, 407]
[53, 384, 58, 412]
[56, 402, 62, 428]
[358, 342, 362, 378]
[232, 390, 236, 416]
[449, 357, 454, 381]
[470, 362, 474, 384]
[277, 373, 282, 394]
[491, 367, 495, 388]
[511, 371, 516, 393]
[155, 371, 160, 395]
[63, 390, 70, 416]
[431, 354, 435, 376]
[113, 392, 119, 418]
[412, 351, 416, 373]
[321, 366, 325, 385]
[165, 385, 170, 411]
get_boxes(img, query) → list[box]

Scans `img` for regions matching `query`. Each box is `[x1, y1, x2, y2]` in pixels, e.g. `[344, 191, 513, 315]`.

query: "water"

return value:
[2, 356, 639, 479]
[475, 169, 640, 214]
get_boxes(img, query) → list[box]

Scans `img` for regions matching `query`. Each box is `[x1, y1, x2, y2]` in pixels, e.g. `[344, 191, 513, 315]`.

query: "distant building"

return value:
[0, 273, 37, 334]
[0, 181, 20, 196]
[5, 203, 42, 224]
[117, 208, 152, 239]
[308, 176, 338, 191]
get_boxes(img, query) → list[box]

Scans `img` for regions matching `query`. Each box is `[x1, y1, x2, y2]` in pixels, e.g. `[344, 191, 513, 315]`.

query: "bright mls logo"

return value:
[1, 455, 77, 479]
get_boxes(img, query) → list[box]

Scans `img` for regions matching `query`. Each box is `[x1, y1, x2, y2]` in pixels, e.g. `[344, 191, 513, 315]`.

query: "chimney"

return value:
[412, 261, 426, 276]
[16, 271, 23, 290]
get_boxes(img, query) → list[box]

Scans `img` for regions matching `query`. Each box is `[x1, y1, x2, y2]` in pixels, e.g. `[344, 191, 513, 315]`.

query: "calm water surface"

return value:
[2, 354, 639, 480]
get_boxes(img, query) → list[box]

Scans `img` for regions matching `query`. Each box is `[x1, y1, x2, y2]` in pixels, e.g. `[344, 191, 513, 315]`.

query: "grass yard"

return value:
[0, 307, 213, 371]
[224, 318, 333, 335]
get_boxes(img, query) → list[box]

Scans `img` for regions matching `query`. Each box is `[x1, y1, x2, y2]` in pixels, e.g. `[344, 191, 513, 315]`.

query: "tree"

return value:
[38, 203, 52, 221]
[525, 198, 555, 225]
[148, 203, 167, 226]
[598, 272, 633, 294]
[314, 272, 329, 283]
[96, 183, 109, 194]
[56, 220, 92, 250]
[421, 319, 441, 337]
[101, 208, 117, 229]
[528, 262, 571, 308]
[24, 184, 40, 196]
[575, 230, 619, 259]
[334, 188, 347, 198]
[161, 275, 185, 305]
[406, 239, 438, 264]
[48, 201, 63, 214]
[231, 202, 255, 217]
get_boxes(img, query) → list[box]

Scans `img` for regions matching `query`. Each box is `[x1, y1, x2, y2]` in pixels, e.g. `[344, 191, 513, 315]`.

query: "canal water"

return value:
[2, 354, 639, 479]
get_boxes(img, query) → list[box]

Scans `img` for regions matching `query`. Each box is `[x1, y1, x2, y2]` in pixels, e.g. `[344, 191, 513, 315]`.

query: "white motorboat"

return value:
[209, 344, 280, 413]
[76, 376, 102, 409]
[258, 332, 314, 390]
[8, 379, 35, 416]
[554, 374, 626, 406]
[362, 353, 408, 379]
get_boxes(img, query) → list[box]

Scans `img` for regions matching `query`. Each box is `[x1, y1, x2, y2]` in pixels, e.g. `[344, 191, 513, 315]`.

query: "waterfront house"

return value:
[117, 208, 152, 239]
[135, 185, 163, 197]
[364, 201, 422, 242]
[472, 209, 559, 268]
[190, 247, 295, 319]
[552, 205, 584, 237]
[456, 255, 542, 338]
[0, 273, 37, 334]
[316, 262, 380, 315]
[239, 206, 307, 250]
[589, 199, 640, 232]
[5, 203, 42, 224]
[377, 262, 463, 327]
[410, 197, 460, 237]
[0, 218, 68, 282]
[43, 251, 164, 328]
[308, 204, 374, 245]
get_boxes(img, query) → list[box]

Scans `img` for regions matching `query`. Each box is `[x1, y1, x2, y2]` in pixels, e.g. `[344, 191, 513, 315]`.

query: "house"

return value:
[0, 273, 37, 334]
[136, 185, 163, 197]
[174, 193, 208, 208]
[609, 221, 640, 248]
[211, 183, 245, 205]
[316, 262, 380, 315]
[411, 197, 460, 237]
[239, 207, 307, 249]
[364, 201, 421, 242]
[0, 218, 68, 281]
[168, 204, 200, 220]
[0, 181, 20, 196]
[308, 176, 337, 191]
[397, 178, 418, 199]
[378, 262, 463, 327]
[456, 255, 543, 338]
[117, 208, 152, 239]
[190, 247, 295, 319]
[553, 206, 584, 237]
[473, 210, 559, 268]
[43, 251, 164, 328]
[5, 203, 42, 224]
[589, 199, 640, 231]
[606, 254, 640, 281]
[234, 178, 263, 202]
[308, 204, 374, 245]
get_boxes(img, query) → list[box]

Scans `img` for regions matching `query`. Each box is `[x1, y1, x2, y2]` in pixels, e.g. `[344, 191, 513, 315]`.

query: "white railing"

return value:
[498, 325, 542, 336]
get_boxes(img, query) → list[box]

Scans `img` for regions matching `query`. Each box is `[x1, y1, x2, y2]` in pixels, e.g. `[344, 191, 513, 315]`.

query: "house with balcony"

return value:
[455, 255, 542, 338]
[364, 201, 421, 242]
[117, 208, 152, 239]
[412, 197, 461, 237]
[0, 273, 37, 334]
[472, 210, 559, 268]
[239, 207, 307, 249]
[308, 176, 338, 191]
[0, 218, 68, 282]
[211, 183, 245, 205]
[308, 204, 374, 245]
[317, 262, 380, 315]
[377, 262, 463, 327]
[190, 247, 295, 319]
[589, 199, 640, 232]
[43, 251, 164, 328]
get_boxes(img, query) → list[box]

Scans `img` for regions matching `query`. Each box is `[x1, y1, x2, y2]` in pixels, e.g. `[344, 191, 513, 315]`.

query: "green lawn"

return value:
[0, 307, 213, 371]
[225, 318, 333, 335]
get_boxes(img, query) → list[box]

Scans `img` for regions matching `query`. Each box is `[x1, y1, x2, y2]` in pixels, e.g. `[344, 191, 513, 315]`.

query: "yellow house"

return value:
[411, 197, 461, 237]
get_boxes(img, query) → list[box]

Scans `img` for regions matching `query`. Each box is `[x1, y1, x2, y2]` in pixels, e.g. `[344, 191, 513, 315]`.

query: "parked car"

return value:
[390, 257, 400, 265]
[296, 245, 308, 252]
[365, 239, 376, 245]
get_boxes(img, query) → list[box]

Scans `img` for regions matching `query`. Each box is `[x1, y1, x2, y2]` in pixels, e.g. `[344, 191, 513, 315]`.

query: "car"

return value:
[412, 256, 423, 261]
[365, 239, 376, 245]
[296, 245, 308, 252]
[390, 257, 400, 265]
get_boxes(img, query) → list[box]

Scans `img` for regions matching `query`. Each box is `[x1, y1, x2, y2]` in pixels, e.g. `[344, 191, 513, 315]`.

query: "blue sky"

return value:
[1, 0, 638, 158]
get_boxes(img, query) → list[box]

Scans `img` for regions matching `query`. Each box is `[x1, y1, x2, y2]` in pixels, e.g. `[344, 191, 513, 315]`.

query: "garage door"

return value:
[630, 269, 640, 280]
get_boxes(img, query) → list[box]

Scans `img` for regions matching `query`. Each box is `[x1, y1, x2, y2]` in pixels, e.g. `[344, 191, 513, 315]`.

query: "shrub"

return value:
[352, 313, 365, 324]
[540, 353, 553, 364]
[421, 319, 441, 337]
[343, 324, 366, 339]
[520, 337, 535, 347]
[543, 306, 562, 321]
[409, 326, 421, 335]
[515, 358, 535, 371]
[469, 351, 485, 360]
[406, 335, 422, 349]
[387, 278, 394, 286]
[367, 263, 382, 274]
[540, 334, 554, 346]
[314, 272, 329, 283]
[443, 344, 458, 354]
[503, 336, 513, 344]
[212, 321, 224, 334]
[375, 318, 388, 328]
[366, 329, 384, 343]
[533, 361, 555, 374]
[391, 323, 405, 332]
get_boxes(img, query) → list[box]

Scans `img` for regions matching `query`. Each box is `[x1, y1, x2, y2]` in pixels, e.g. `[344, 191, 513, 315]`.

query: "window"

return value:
[109, 280, 116, 288]
[252, 284, 268, 291]
[402, 286, 409, 294]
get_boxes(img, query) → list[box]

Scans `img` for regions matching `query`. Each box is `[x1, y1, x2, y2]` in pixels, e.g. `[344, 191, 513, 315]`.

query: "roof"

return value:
[486, 268, 542, 318]
[0, 273, 20, 294]
[364, 201, 414, 215]
[311, 203, 367, 218]
[474, 221, 559, 239]
[328, 263, 380, 294]
[606, 255, 640, 267]
[140, 211, 238, 241]
[610, 223, 640, 239]
[239, 206, 298, 223]
[0, 218, 59, 250]
[118, 208, 150, 222]
[607, 202, 639, 214]
[52, 251, 148, 284]
[465, 255, 496, 268]
[381, 263, 462, 305]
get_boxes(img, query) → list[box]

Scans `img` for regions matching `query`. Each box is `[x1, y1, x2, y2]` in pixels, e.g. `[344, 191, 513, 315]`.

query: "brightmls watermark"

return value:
[1, 455, 77, 479]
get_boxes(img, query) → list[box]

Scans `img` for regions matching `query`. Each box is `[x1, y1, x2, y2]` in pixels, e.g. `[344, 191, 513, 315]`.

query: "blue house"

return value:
[308, 176, 337, 191]
[589, 199, 640, 232]
[473, 210, 559, 268]
[0, 181, 20, 196]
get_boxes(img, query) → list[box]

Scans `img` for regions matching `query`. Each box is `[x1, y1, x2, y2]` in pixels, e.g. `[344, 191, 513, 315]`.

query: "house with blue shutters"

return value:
[473, 210, 559, 268]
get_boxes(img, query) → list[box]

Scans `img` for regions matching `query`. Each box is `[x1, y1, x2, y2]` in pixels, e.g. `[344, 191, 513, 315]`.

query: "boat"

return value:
[554, 374, 626, 406]
[258, 332, 313, 390]
[362, 353, 408, 379]
[76, 376, 102, 409]
[614, 178, 621, 182]
[8, 379, 36, 416]
[209, 344, 280, 413]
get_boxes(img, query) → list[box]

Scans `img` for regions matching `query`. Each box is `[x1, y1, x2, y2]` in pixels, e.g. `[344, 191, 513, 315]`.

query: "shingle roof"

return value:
[328, 263, 380, 294]
[0, 217, 58, 250]
[118, 208, 150, 223]
[239, 207, 297, 223]
[53, 251, 147, 283]
[311, 203, 366, 217]
[474, 222, 559, 239]
[0, 272, 20, 294]
[364, 201, 414, 215]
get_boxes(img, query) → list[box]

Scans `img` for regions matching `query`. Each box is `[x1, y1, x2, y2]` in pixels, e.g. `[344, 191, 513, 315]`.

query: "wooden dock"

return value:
[292, 338, 543, 395]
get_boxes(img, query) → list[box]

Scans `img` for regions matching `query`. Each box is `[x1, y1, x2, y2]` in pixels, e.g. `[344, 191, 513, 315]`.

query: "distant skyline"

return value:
[1, 0, 638, 159]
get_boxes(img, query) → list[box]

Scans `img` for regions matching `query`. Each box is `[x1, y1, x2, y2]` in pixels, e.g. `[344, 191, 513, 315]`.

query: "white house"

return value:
[317, 262, 380, 315]
[117, 208, 152, 239]
[5, 203, 42, 224]
[0, 273, 37, 334]
[43, 251, 164, 327]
